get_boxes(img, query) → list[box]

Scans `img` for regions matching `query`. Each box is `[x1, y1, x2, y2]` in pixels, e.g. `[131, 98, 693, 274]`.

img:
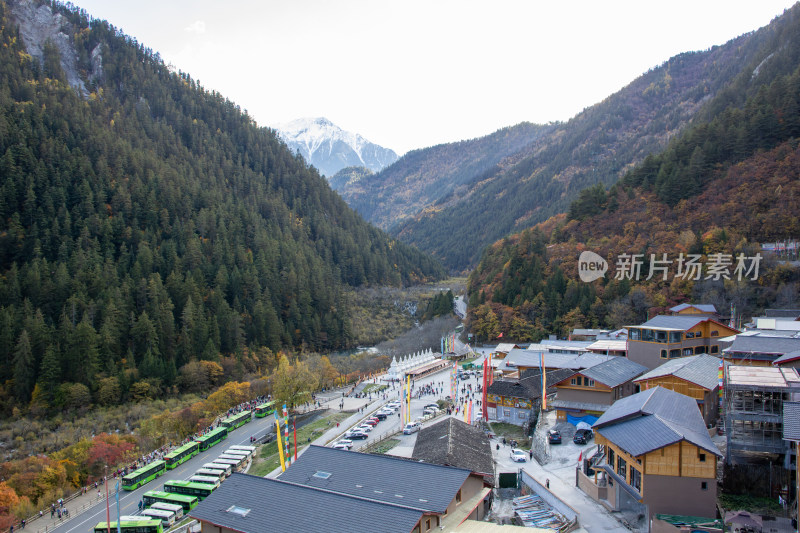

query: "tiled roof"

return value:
[189, 473, 423, 533]
[412, 418, 494, 476]
[502, 350, 582, 370]
[634, 315, 709, 331]
[670, 304, 717, 313]
[783, 402, 800, 441]
[724, 336, 800, 356]
[278, 445, 472, 514]
[774, 350, 800, 365]
[487, 379, 539, 400]
[580, 357, 648, 388]
[593, 387, 721, 457]
[635, 354, 721, 391]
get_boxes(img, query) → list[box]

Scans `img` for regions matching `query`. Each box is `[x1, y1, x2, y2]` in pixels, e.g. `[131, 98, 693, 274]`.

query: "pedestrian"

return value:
[545, 478, 550, 489]
[529, 449, 533, 460]
[57, 509, 62, 520]
[51, 508, 54, 519]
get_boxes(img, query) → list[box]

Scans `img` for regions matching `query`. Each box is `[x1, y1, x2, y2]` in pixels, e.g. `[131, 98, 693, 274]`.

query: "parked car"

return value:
[332, 443, 350, 450]
[374, 412, 388, 421]
[423, 407, 438, 416]
[573, 429, 593, 444]
[424, 404, 439, 411]
[362, 418, 378, 426]
[357, 424, 373, 432]
[335, 439, 353, 449]
[403, 422, 421, 434]
[548, 429, 562, 444]
[510, 449, 527, 462]
[345, 430, 368, 440]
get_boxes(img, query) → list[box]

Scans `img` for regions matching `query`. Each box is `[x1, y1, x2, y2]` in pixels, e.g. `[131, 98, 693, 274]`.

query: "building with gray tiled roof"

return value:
[634, 354, 722, 426]
[581, 387, 722, 522]
[277, 445, 492, 526]
[723, 335, 800, 365]
[412, 418, 494, 480]
[189, 473, 426, 533]
[549, 357, 648, 423]
[626, 315, 738, 370]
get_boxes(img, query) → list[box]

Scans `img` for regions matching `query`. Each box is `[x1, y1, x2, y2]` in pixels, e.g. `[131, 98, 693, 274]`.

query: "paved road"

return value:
[49, 411, 278, 533]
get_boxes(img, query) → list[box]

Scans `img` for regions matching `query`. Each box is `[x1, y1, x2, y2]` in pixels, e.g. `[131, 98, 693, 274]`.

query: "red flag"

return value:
[497, 332, 503, 339]
[578, 451, 583, 463]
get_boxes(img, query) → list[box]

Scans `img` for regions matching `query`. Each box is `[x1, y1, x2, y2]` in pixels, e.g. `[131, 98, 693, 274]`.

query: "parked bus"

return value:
[149, 501, 184, 520]
[195, 468, 226, 482]
[228, 445, 256, 454]
[164, 441, 199, 469]
[219, 410, 251, 429]
[121, 460, 166, 491]
[188, 475, 221, 488]
[223, 448, 253, 461]
[195, 426, 228, 451]
[217, 454, 247, 468]
[164, 480, 216, 500]
[254, 401, 276, 418]
[213, 457, 244, 471]
[203, 462, 232, 477]
[142, 490, 198, 512]
[141, 508, 176, 527]
[94, 517, 163, 533]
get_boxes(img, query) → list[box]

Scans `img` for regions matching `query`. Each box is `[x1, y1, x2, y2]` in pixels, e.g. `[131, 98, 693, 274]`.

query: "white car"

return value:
[334, 439, 353, 449]
[403, 422, 421, 434]
[357, 424, 373, 432]
[332, 443, 350, 450]
[510, 449, 528, 462]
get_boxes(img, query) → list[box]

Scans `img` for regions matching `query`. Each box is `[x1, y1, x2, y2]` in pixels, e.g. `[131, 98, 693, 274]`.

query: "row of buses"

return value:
[97, 403, 272, 532]
[95, 446, 257, 532]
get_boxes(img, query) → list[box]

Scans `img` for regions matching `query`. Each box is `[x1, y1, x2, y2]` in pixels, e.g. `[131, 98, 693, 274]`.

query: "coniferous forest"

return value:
[0, 0, 444, 415]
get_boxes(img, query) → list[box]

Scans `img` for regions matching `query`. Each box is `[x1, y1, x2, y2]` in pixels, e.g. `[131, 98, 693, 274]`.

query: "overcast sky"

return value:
[71, 0, 796, 155]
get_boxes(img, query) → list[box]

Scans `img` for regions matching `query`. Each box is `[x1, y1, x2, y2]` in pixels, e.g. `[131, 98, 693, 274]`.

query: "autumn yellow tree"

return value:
[271, 355, 318, 410]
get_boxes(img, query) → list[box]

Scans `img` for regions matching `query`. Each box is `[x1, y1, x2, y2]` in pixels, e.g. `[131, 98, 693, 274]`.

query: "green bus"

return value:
[121, 460, 166, 491]
[164, 479, 216, 500]
[142, 490, 198, 512]
[194, 426, 228, 451]
[254, 401, 276, 418]
[93, 517, 163, 533]
[164, 441, 199, 469]
[219, 410, 251, 429]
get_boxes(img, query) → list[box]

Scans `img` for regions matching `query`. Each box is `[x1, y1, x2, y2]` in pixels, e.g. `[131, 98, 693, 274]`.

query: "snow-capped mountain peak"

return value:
[274, 117, 398, 178]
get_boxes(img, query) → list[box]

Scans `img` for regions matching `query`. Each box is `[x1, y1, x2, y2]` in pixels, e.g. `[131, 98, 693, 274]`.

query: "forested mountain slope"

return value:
[0, 0, 444, 413]
[382, 5, 800, 271]
[466, 48, 800, 342]
[336, 121, 553, 231]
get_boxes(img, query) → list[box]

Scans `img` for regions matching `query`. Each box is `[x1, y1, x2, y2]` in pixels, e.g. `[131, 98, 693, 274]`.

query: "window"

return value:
[570, 378, 577, 385]
[710, 345, 719, 354]
[683, 348, 694, 356]
[660, 349, 667, 359]
[701, 482, 708, 490]
[518, 412, 527, 420]
[617, 457, 627, 477]
[699, 453, 706, 462]
[503, 409, 511, 417]
[630, 466, 641, 492]
[655, 330, 667, 343]
[608, 448, 615, 467]
[456, 489, 462, 504]
[685, 331, 695, 339]
[669, 331, 682, 344]
[711, 330, 719, 337]
[426, 518, 431, 531]
[695, 346, 707, 354]
[587, 379, 595, 387]
[629, 329, 641, 341]
[642, 329, 654, 342]
[669, 349, 681, 358]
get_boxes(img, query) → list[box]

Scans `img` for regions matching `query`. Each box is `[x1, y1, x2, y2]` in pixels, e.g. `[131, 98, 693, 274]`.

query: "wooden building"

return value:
[633, 354, 722, 426]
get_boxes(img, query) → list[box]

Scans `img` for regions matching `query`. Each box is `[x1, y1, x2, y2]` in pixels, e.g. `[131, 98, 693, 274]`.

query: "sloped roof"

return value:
[487, 379, 539, 400]
[580, 357, 648, 388]
[495, 343, 521, 353]
[783, 402, 800, 441]
[278, 445, 472, 514]
[412, 418, 493, 476]
[502, 350, 582, 370]
[635, 354, 721, 391]
[765, 309, 800, 318]
[670, 304, 717, 313]
[774, 350, 800, 365]
[633, 315, 709, 331]
[586, 340, 628, 353]
[520, 368, 576, 391]
[593, 387, 721, 457]
[572, 352, 614, 369]
[189, 473, 423, 533]
[724, 336, 800, 356]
